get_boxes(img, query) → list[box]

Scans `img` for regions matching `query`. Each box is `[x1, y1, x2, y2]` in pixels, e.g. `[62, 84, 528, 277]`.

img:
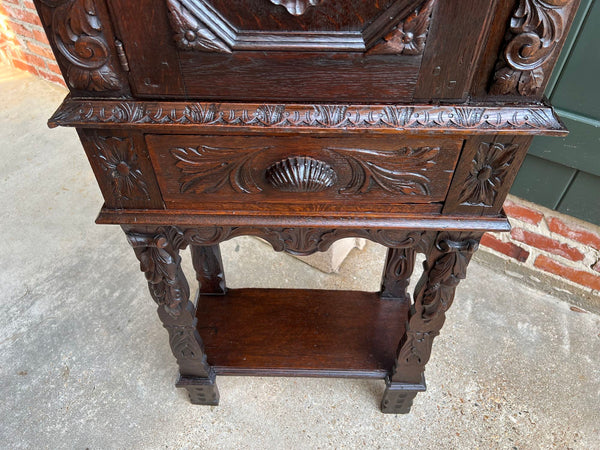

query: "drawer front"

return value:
[146, 134, 463, 212]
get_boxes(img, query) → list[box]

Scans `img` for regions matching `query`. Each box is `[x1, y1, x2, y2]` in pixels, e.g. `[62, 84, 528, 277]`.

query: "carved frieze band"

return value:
[490, 0, 577, 96]
[49, 99, 567, 135]
[166, 0, 231, 53]
[182, 227, 433, 256]
[38, 0, 125, 91]
[458, 142, 519, 207]
[369, 0, 436, 56]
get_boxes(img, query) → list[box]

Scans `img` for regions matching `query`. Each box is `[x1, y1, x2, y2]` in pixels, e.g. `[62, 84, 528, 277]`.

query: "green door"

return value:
[511, 0, 600, 225]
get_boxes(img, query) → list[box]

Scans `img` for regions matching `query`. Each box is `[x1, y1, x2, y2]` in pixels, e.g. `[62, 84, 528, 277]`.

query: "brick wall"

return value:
[0, 0, 64, 86]
[482, 195, 600, 295]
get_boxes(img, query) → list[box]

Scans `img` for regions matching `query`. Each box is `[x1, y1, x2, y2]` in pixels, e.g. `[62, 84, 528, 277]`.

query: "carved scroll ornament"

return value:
[38, 0, 124, 91]
[490, 0, 576, 96]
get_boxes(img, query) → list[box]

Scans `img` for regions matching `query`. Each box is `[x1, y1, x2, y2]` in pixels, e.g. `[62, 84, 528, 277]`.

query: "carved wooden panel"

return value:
[145, 134, 463, 210]
[489, 0, 580, 97]
[34, 0, 128, 94]
[167, 0, 433, 52]
[77, 129, 165, 209]
[443, 136, 534, 215]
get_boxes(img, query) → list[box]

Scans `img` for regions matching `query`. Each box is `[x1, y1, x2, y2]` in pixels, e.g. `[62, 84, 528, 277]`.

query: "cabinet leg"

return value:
[381, 232, 481, 413]
[380, 247, 416, 301]
[124, 226, 220, 406]
[191, 244, 226, 295]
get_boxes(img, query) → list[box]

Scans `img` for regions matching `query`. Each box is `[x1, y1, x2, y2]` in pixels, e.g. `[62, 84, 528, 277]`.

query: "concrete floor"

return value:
[1, 65, 599, 449]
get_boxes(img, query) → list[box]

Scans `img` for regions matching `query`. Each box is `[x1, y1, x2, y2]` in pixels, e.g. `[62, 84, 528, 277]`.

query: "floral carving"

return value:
[369, 0, 436, 55]
[126, 227, 188, 316]
[459, 142, 519, 207]
[93, 136, 150, 204]
[38, 0, 124, 91]
[183, 226, 429, 256]
[389, 233, 480, 384]
[269, 0, 323, 16]
[490, 0, 575, 96]
[166, 0, 231, 52]
[381, 248, 417, 301]
[50, 99, 567, 135]
[171, 146, 266, 194]
[330, 146, 439, 195]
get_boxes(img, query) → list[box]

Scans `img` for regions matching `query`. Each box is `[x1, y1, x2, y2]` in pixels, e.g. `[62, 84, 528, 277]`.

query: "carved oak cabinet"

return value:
[35, 0, 579, 413]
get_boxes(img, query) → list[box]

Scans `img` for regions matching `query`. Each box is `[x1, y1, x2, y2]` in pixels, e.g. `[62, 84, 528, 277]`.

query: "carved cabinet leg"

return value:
[191, 244, 226, 295]
[380, 247, 417, 301]
[124, 226, 219, 406]
[381, 232, 481, 414]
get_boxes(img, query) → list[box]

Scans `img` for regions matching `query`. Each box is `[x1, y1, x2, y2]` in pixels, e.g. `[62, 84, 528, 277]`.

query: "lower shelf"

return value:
[195, 288, 409, 379]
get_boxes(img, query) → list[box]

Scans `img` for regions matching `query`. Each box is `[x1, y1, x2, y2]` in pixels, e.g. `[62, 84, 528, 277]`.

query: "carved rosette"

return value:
[490, 0, 576, 96]
[171, 145, 266, 194]
[269, 0, 323, 16]
[93, 136, 150, 204]
[166, 0, 231, 52]
[369, 0, 436, 56]
[459, 142, 519, 207]
[391, 233, 480, 383]
[38, 0, 124, 91]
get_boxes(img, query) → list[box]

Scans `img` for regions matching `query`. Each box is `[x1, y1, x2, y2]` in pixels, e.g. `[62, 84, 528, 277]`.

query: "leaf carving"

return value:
[171, 146, 266, 194]
[330, 147, 439, 195]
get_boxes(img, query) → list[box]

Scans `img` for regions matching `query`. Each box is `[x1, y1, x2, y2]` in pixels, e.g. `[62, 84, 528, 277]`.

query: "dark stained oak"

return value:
[195, 288, 410, 378]
[34, 0, 581, 414]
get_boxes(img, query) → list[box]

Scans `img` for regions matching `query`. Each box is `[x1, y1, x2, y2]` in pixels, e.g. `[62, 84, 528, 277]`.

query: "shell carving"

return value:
[266, 156, 336, 193]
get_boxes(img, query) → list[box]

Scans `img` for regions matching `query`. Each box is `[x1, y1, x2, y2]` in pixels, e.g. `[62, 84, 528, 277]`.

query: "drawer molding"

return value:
[49, 98, 567, 135]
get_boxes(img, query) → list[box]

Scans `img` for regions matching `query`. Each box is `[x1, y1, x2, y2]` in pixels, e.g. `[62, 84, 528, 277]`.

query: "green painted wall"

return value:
[511, 0, 600, 225]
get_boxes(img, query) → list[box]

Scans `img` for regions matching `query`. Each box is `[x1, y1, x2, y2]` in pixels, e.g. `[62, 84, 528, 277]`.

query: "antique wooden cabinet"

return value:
[34, 0, 579, 413]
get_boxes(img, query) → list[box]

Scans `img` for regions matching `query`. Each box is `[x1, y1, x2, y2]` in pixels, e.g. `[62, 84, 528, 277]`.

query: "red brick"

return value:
[26, 40, 55, 60]
[45, 60, 62, 76]
[511, 228, 585, 262]
[534, 255, 600, 291]
[547, 217, 600, 251]
[5, 19, 36, 39]
[6, 6, 42, 26]
[481, 233, 530, 263]
[12, 58, 38, 75]
[33, 29, 50, 45]
[22, 50, 46, 69]
[37, 68, 67, 87]
[504, 199, 544, 225]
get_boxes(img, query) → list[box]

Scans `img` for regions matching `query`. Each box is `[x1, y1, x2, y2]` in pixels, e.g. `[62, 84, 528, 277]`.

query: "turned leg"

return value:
[381, 232, 482, 413]
[124, 226, 219, 406]
[380, 247, 416, 302]
[191, 244, 226, 295]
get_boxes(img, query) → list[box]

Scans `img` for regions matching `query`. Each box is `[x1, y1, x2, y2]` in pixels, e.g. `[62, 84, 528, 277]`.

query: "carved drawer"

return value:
[145, 134, 463, 213]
